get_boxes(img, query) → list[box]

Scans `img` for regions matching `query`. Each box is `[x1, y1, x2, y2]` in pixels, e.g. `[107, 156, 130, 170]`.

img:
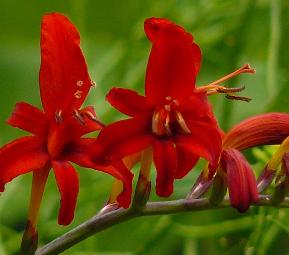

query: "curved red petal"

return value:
[52, 160, 79, 225]
[40, 13, 91, 118]
[181, 92, 217, 125]
[175, 121, 222, 167]
[223, 113, 289, 150]
[66, 138, 133, 208]
[145, 22, 201, 103]
[153, 139, 177, 197]
[144, 17, 172, 42]
[221, 149, 258, 213]
[0, 136, 49, 191]
[7, 102, 48, 136]
[90, 118, 153, 164]
[106, 88, 151, 117]
[175, 144, 199, 179]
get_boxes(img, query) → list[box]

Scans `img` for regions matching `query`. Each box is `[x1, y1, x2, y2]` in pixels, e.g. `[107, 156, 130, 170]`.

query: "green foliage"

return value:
[1, 0, 289, 254]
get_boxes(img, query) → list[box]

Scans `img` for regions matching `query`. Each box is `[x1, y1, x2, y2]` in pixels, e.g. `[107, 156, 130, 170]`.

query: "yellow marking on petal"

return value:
[76, 80, 83, 87]
[74, 90, 83, 99]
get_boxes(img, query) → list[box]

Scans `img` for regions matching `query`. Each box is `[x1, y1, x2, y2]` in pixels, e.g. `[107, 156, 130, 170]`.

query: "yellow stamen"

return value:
[175, 111, 191, 134]
[164, 114, 173, 136]
[55, 110, 62, 123]
[268, 136, 289, 170]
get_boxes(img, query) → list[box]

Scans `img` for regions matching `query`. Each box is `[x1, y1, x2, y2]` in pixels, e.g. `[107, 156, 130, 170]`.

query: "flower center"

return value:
[152, 96, 190, 137]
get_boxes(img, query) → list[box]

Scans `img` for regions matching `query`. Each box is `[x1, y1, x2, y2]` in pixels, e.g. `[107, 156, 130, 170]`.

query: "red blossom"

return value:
[0, 13, 132, 226]
[90, 17, 222, 197]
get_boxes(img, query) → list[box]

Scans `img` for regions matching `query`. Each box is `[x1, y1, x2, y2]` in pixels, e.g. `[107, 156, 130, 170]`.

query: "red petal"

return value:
[153, 140, 177, 197]
[52, 160, 79, 225]
[221, 149, 258, 212]
[40, 13, 91, 118]
[180, 93, 214, 121]
[106, 88, 151, 117]
[223, 113, 289, 150]
[66, 138, 133, 208]
[175, 144, 199, 179]
[144, 17, 172, 42]
[175, 121, 222, 167]
[0, 136, 49, 191]
[7, 102, 48, 136]
[90, 118, 153, 164]
[145, 22, 201, 103]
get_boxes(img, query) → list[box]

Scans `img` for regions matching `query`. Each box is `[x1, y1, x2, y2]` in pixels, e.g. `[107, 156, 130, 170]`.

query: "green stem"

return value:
[36, 195, 289, 255]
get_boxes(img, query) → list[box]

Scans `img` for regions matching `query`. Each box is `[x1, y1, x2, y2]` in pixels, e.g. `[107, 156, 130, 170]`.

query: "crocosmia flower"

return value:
[0, 13, 132, 231]
[90, 17, 222, 197]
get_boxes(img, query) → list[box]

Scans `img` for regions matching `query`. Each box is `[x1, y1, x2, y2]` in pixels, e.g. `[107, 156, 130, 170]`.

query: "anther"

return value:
[90, 80, 96, 87]
[165, 96, 172, 101]
[164, 114, 173, 136]
[216, 85, 245, 94]
[74, 90, 83, 99]
[225, 94, 252, 102]
[152, 111, 161, 135]
[73, 109, 85, 125]
[175, 111, 191, 134]
[55, 110, 63, 124]
[82, 110, 105, 127]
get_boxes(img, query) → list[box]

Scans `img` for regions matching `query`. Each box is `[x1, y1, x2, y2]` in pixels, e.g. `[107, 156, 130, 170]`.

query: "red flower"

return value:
[90, 18, 222, 197]
[0, 13, 132, 226]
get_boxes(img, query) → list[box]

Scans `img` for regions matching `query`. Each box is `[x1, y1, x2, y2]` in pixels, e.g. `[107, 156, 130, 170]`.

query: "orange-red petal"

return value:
[66, 138, 133, 208]
[153, 139, 177, 197]
[144, 17, 201, 77]
[175, 121, 222, 168]
[0, 136, 49, 191]
[39, 13, 91, 118]
[90, 118, 153, 164]
[145, 22, 199, 103]
[221, 149, 258, 212]
[106, 88, 152, 117]
[223, 113, 289, 150]
[7, 102, 48, 136]
[52, 160, 79, 225]
[175, 144, 199, 179]
[144, 17, 172, 42]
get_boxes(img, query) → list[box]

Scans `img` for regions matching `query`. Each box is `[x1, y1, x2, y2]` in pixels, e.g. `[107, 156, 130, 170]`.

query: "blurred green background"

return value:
[1, 0, 289, 254]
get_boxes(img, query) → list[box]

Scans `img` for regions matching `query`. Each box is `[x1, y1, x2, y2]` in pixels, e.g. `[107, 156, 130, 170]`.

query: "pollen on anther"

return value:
[55, 109, 63, 123]
[74, 90, 83, 99]
[90, 80, 96, 87]
[165, 96, 172, 101]
[76, 80, 83, 87]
